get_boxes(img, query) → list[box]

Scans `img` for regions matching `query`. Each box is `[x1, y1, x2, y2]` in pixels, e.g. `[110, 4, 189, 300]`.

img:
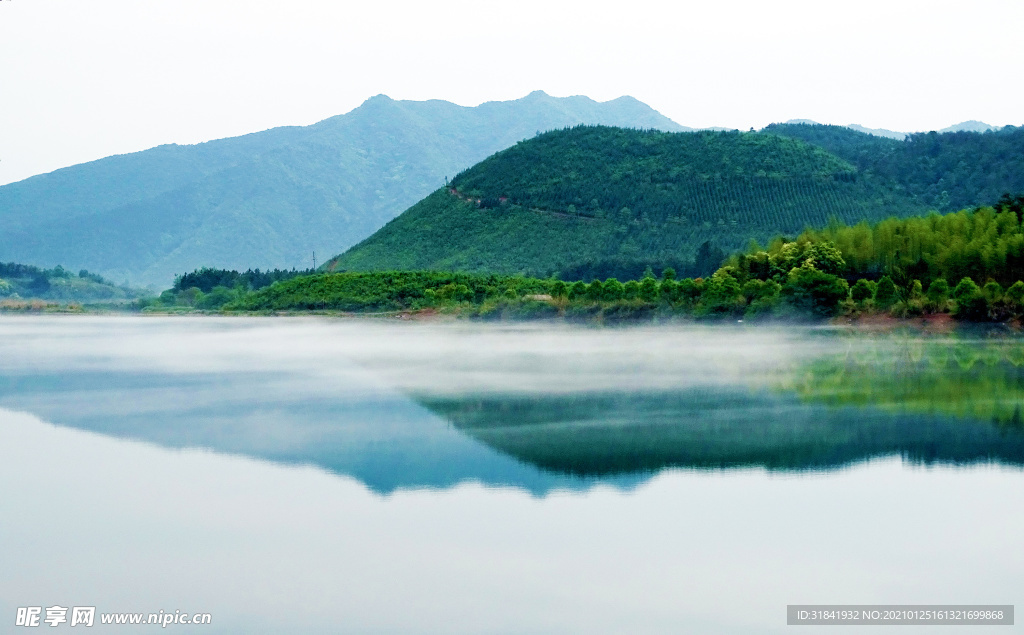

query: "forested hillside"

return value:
[209, 198, 1024, 324]
[767, 123, 1024, 212]
[0, 262, 146, 304]
[721, 194, 1024, 292]
[331, 124, 1024, 280]
[329, 126, 930, 279]
[0, 92, 686, 286]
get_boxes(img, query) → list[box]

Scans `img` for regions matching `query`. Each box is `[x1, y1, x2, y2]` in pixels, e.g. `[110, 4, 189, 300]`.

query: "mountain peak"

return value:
[362, 94, 394, 105]
[605, 95, 642, 105]
[939, 120, 998, 134]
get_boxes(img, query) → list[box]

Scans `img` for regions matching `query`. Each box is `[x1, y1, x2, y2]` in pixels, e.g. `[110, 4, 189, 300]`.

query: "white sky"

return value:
[1, 0, 1022, 186]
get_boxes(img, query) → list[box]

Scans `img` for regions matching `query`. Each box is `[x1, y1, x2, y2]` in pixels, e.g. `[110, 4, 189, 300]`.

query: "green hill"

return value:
[0, 262, 147, 304]
[0, 92, 686, 286]
[766, 123, 1024, 212]
[329, 126, 930, 279]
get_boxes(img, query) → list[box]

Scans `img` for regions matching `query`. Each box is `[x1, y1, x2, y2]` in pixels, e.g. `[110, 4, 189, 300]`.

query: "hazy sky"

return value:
[1, 0, 1022, 186]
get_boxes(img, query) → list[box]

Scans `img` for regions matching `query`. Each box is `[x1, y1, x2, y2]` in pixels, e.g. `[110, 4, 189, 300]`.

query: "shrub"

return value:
[1005, 281, 1024, 309]
[926, 278, 950, 311]
[952, 278, 987, 320]
[850, 279, 874, 303]
[874, 276, 898, 309]
[953, 277, 980, 300]
[983, 280, 1003, 304]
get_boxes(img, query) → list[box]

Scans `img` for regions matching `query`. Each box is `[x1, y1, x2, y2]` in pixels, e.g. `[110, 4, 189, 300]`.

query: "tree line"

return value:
[161, 198, 1024, 322]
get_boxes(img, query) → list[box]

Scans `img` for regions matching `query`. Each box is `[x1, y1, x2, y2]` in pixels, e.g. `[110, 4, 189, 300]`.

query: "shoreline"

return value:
[5, 304, 1024, 335]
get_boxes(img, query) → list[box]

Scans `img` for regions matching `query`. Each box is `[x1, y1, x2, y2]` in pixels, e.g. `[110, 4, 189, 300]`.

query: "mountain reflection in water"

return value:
[1, 318, 1022, 495]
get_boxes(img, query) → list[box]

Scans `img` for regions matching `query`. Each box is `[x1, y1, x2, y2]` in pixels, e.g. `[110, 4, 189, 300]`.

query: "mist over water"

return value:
[0, 316, 819, 393]
[1, 317, 1023, 633]
[2, 316, 1022, 482]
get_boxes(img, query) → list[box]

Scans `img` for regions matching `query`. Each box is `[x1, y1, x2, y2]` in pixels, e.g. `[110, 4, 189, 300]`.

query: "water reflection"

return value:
[2, 318, 1023, 634]
[781, 333, 1024, 428]
[0, 318, 1023, 496]
[423, 389, 1024, 475]
[0, 369, 615, 495]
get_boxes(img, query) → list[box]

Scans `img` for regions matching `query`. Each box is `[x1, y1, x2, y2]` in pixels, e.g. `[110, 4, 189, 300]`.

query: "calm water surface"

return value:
[0, 316, 1022, 633]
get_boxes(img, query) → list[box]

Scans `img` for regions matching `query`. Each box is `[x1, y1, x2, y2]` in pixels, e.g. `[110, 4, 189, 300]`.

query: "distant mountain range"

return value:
[0, 89, 1013, 286]
[789, 119, 1002, 141]
[329, 123, 1024, 280]
[0, 91, 686, 286]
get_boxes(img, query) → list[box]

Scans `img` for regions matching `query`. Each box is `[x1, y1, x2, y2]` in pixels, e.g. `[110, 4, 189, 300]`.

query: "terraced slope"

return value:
[330, 126, 927, 279]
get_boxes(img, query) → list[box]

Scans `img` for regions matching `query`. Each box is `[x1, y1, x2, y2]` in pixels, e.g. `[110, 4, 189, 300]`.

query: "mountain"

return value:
[0, 91, 687, 286]
[327, 125, 931, 279]
[844, 124, 907, 140]
[784, 119, 906, 140]
[940, 120, 999, 133]
[329, 123, 1024, 280]
[782, 119, 1004, 140]
[766, 122, 1024, 212]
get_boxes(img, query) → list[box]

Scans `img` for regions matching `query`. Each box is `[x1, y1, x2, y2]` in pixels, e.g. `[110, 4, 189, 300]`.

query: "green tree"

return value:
[769, 242, 807, 276]
[953, 278, 987, 320]
[568, 280, 587, 300]
[850, 279, 874, 303]
[910, 279, 924, 300]
[926, 278, 950, 310]
[622, 280, 640, 300]
[196, 286, 238, 310]
[677, 278, 703, 308]
[176, 287, 204, 307]
[660, 279, 679, 303]
[874, 276, 898, 309]
[696, 269, 744, 316]
[782, 263, 850, 317]
[639, 277, 659, 302]
[804, 241, 846, 275]
[952, 277, 980, 301]
[742, 279, 781, 317]
[983, 280, 1003, 304]
[436, 283, 474, 303]
[1005, 280, 1024, 309]
[603, 278, 625, 301]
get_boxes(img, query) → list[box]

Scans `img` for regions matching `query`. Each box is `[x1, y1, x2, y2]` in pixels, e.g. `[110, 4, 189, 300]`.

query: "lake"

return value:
[1, 316, 1022, 633]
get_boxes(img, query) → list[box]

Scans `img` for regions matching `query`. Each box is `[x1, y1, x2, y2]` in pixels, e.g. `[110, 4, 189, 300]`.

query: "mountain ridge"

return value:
[0, 92, 685, 285]
[785, 118, 1004, 141]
